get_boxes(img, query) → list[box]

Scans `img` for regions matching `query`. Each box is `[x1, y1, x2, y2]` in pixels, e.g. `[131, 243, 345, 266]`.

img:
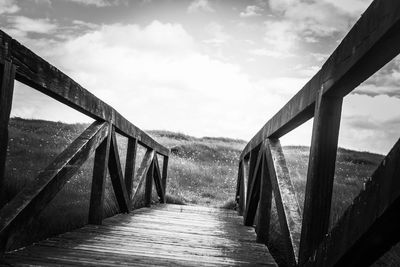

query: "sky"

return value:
[0, 0, 399, 154]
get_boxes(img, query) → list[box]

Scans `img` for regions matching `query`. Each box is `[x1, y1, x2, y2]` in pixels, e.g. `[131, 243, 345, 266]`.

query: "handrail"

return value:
[236, 0, 400, 266]
[0, 30, 169, 253]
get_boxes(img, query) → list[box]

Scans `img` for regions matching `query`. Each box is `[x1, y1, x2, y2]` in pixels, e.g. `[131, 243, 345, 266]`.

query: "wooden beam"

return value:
[161, 155, 168, 194]
[240, 0, 400, 160]
[0, 121, 108, 252]
[0, 30, 169, 157]
[236, 161, 245, 216]
[256, 153, 272, 244]
[124, 138, 137, 198]
[304, 139, 400, 267]
[246, 145, 261, 208]
[88, 123, 112, 225]
[108, 129, 131, 213]
[131, 149, 154, 204]
[299, 92, 343, 265]
[244, 143, 264, 226]
[144, 160, 154, 207]
[0, 61, 15, 195]
[153, 155, 165, 203]
[265, 139, 302, 266]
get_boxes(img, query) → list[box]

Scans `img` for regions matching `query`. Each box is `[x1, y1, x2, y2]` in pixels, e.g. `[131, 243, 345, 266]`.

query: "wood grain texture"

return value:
[0, 30, 169, 157]
[304, 139, 400, 267]
[89, 123, 112, 225]
[2, 204, 277, 266]
[265, 139, 302, 266]
[161, 155, 168, 192]
[0, 61, 15, 192]
[299, 92, 343, 264]
[108, 129, 130, 213]
[131, 149, 154, 205]
[240, 0, 400, 160]
[144, 160, 154, 207]
[124, 138, 138, 198]
[153, 155, 165, 203]
[0, 122, 108, 252]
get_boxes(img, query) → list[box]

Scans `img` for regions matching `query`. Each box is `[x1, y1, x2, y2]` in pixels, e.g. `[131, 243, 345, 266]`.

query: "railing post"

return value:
[299, 88, 343, 265]
[0, 61, 15, 204]
[89, 123, 112, 224]
[145, 159, 155, 207]
[256, 152, 272, 243]
[162, 155, 169, 199]
[124, 138, 138, 199]
[236, 161, 246, 216]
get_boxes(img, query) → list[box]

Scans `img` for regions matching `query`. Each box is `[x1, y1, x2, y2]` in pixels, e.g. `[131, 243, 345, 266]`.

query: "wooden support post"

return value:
[299, 88, 343, 265]
[237, 161, 246, 216]
[88, 123, 111, 225]
[266, 139, 303, 266]
[162, 155, 168, 197]
[244, 143, 264, 226]
[0, 61, 15, 198]
[153, 155, 165, 203]
[256, 153, 272, 243]
[124, 138, 137, 199]
[246, 145, 261, 207]
[108, 128, 131, 213]
[144, 159, 154, 207]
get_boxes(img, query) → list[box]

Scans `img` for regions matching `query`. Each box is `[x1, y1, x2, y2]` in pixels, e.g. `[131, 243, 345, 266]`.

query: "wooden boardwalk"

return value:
[1, 204, 277, 266]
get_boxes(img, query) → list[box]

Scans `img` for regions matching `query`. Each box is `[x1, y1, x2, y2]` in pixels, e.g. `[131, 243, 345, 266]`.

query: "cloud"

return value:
[240, 5, 263, 18]
[4, 16, 58, 39]
[68, 0, 126, 7]
[0, 0, 20, 14]
[203, 22, 230, 46]
[187, 0, 215, 13]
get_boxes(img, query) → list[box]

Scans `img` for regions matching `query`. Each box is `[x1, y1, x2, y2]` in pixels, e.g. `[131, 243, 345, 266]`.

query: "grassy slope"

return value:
[2, 118, 389, 261]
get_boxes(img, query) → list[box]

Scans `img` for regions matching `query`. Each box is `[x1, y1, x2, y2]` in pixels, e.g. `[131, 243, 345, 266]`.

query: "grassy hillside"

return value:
[1, 118, 386, 257]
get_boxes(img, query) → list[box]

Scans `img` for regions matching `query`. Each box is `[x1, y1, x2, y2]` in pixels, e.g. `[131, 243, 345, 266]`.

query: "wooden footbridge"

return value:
[1, 0, 400, 266]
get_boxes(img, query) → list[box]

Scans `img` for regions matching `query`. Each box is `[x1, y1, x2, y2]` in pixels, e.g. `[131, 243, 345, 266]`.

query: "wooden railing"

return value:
[0, 29, 169, 253]
[236, 0, 400, 266]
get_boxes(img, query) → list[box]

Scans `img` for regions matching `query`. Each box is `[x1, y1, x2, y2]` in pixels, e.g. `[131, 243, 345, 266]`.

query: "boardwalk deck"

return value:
[1, 204, 277, 266]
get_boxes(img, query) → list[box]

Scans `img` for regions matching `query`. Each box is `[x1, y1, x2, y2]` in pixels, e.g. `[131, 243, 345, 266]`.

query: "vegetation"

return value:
[1, 118, 386, 257]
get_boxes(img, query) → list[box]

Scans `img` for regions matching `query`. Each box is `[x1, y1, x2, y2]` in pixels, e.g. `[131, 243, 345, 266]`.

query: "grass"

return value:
[1, 118, 388, 261]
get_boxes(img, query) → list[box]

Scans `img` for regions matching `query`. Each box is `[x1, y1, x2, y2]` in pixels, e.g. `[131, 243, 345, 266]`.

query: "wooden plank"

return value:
[2, 204, 277, 266]
[304, 138, 400, 267]
[0, 61, 15, 193]
[299, 92, 343, 264]
[244, 143, 264, 226]
[144, 160, 154, 207]
[246, 145, 261, 209]
[240, 0, 400, 159]
[0, 121, 108, 252]
[153, 155, 165, 203]
[124, 138, 138, 198]
[108, 129, 130, 213]
[131, 149, 154, 204]
[89, 123, 112, 225]
[161, 155, 168, 192]
[236, 161, 245, 216]
[0, 30, 169, 157]
[265, 139, 302, 266]
[256, 154, 272, 244]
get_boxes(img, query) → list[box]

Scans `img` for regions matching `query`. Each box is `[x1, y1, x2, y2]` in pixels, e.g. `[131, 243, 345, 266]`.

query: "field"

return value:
[1, 118, 386, 259]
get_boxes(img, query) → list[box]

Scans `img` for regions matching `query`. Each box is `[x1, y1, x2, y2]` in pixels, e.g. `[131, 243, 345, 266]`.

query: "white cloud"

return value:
[5, 16, 58, 38]
[187, 0, 215, 13]
[240, 5, 263, 18]
[69, 0, 126, 7]
[203, 22, 230, 46]
[0, 0, 20, 14]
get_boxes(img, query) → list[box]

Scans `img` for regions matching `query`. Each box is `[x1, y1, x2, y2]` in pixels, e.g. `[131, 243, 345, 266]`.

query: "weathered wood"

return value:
[124, 138, 138, 198]
[89, 123, 112, 225]
[161, 155, 168, 193]
[108, 129, 130, 213]
[131, 149, 154, 203]
[0, 30, 169, 157]
[144, 160, 154, 207]
[246, 145, 261, 209]
[2, 204, 277, 266]
[240, 0, 400, 160]
[0, 122, 108, 252]
[236, 161, 246, 216]
[0, 61, 15, 193]
[299, 92, 343, 265]
[255, 154, 272, 244]
[153, 155, 165, 203]
[244, 143, 264, 226]
[265, 139, 302, 266]
[304, 139, 400, 267]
